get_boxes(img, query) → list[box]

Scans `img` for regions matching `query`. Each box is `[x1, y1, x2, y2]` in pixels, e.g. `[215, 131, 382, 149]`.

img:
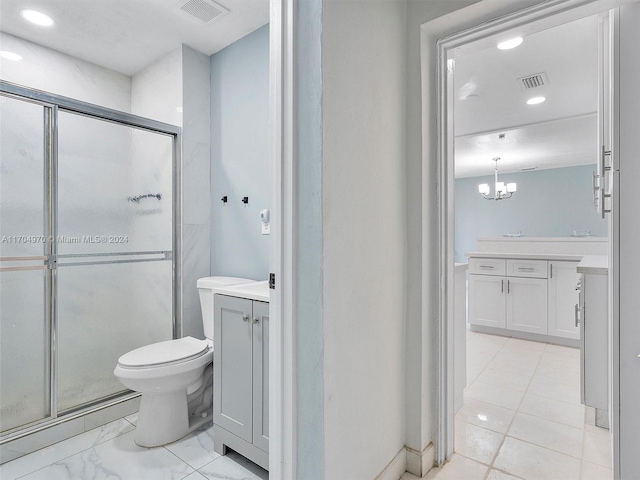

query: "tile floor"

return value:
[0, 413, 268, 480]
[402, 331, 612, 480]
[1, 331, 612, 480]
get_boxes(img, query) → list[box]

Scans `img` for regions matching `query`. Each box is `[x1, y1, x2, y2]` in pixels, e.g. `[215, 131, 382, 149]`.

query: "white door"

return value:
[547, 261, 580, 340]
[468, 274, 505, 328]
[616, 3, 640, 477]
[506, 277, 548, 335]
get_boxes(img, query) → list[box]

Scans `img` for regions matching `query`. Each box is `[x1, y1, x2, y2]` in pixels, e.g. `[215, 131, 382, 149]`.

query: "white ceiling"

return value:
[453, 14, 599, 178]
[0, 0, 270, 76]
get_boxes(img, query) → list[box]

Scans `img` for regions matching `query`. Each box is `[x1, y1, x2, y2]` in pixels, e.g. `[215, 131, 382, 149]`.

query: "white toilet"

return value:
[113, 276, 255, 447]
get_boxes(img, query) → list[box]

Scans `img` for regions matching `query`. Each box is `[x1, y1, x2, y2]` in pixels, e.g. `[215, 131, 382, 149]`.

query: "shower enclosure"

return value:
[0, 81, 181, 439]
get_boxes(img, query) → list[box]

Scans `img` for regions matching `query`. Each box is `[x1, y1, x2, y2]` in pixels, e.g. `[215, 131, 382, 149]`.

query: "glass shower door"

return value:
[0, 94, 50, 432]
[55, 111, 174, 412]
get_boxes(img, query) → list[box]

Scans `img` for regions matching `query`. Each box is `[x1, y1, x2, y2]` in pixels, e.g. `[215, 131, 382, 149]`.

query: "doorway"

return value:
[429, 0, 624, 478]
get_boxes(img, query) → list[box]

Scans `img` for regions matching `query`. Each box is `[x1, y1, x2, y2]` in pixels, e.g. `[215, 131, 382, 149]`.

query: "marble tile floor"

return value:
[402, 331, 612, 480]
[0, 413, 268, 480]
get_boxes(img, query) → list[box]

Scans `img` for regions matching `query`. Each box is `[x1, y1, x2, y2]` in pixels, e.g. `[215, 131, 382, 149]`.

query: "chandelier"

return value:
[478, 157, 517, 200]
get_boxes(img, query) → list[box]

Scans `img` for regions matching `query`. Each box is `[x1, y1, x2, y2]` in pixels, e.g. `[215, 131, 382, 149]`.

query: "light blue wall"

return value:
[294, 0, 325, 476]
[455, 165, 608, 262]
[210, 25, 270, 281]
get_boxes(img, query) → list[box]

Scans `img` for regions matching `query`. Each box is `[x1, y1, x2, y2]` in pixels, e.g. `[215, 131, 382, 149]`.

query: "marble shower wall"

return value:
[130, 45, 211, 339]
[0, 34, 213, 340]
[0, 34, 136, 430]
[181, 46, 211, 339]
[0, 32, 131, 111]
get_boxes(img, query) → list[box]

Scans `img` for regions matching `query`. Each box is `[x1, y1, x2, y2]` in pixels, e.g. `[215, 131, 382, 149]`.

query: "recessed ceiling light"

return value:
[0, 51, 22, 61]
[21, 9, 55, 27]
[527, 96, 546, 105]
[497, 37, 523, 50]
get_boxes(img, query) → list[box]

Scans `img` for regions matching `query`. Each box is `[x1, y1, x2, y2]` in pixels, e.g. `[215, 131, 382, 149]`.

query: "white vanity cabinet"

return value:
[213, 294, 269, 470]
[468, 255, 580, 345]
[578, 269, 609, 427]
[506, 276, 548, 335]
[469, 258, 548, 334]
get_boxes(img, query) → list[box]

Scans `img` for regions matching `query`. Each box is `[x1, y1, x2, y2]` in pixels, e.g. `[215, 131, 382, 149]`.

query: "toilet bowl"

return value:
[113, 276, 255, 447]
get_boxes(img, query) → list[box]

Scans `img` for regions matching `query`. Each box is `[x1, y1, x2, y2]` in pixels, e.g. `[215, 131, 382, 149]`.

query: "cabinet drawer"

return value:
[507, 259, 548, 278]
[469, 258, 506, 276]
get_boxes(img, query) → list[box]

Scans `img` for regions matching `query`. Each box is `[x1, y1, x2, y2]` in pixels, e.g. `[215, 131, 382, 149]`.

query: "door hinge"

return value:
[269, 273, 275, 290]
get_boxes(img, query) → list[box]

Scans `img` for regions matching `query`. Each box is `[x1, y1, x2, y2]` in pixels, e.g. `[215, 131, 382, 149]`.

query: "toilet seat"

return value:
[117, 337, 210, 369]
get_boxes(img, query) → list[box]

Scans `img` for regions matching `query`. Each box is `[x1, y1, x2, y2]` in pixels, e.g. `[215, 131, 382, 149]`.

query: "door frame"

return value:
[429, 0, 629, 473]
[269, 0, 296, 477]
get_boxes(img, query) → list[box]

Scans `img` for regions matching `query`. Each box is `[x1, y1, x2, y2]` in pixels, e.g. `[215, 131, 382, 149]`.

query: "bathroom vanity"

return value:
[467, 253, 581, 346]
[466, 237, 608, 347]
[211, 281, 270, 470]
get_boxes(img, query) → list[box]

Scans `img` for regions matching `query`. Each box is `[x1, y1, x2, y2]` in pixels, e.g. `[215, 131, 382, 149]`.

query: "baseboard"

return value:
[405, 443, 435, 477]
[375, 447, 407, 480]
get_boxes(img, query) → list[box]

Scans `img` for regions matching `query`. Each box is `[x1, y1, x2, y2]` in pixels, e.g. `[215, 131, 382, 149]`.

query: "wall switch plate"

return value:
[262, 221, 270, 235]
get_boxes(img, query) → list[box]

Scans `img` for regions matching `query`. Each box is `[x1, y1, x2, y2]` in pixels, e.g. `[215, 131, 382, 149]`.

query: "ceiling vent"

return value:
[178, 0, 229, 23]
[518, 72, 549, 90]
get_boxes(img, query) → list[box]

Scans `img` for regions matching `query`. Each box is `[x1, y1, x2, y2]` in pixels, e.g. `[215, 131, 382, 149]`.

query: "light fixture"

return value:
[478, 157, 517, 200]
[527, 96, 546, 105]
[497, 37, 523, 50]
[0, 51, 22, 61]
[21, 9, 55, 26]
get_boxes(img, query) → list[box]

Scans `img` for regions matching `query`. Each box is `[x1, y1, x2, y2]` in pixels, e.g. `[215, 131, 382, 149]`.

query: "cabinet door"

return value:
[548, 261, 580, 339]
[468, 275, 506, 328]
[506, 277, 548, 334]
[582, 273, 608, 410]
[252, 301, 269, 453]
[214, 295, 253, 442]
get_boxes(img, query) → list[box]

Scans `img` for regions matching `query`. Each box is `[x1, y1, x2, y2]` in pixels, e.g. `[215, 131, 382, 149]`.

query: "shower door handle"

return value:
[0, 255, 50, 272]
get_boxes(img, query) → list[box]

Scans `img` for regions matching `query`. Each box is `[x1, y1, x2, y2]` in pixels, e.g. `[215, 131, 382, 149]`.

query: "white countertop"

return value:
[466, 252, 584, 261]
[466, 252, 609, 274]
[213, 280, 270, 302]
[455, 263, 468, 272]
[478, 237, 607, 242]
[577, 255, 609, 275]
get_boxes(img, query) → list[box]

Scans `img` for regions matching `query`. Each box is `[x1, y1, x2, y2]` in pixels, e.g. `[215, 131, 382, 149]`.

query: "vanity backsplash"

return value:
[476, 237, 608, 256]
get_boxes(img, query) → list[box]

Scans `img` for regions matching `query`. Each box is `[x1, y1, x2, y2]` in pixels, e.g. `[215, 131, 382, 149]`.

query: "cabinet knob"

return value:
[252, 317, 259, 325]
[242, 314, 249, 323]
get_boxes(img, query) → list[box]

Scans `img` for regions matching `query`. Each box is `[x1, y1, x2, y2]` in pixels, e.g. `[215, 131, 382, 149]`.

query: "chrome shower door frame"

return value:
[0, 80, 182, 443]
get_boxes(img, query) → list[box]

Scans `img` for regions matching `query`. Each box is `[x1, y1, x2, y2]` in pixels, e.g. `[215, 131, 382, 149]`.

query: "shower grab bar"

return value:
[127, 193, 162, 203]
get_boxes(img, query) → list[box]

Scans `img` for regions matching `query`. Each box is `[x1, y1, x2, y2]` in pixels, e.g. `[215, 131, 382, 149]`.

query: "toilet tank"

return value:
[197, 277, 255, 340]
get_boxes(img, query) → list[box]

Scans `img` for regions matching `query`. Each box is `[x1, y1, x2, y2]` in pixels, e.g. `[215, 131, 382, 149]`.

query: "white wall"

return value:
[322, 1, 407, 477]
[404, 1, 483, 469]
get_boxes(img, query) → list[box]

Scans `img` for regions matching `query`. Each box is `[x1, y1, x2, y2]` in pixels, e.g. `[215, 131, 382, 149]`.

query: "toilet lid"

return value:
[117, 336, 209, 368]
